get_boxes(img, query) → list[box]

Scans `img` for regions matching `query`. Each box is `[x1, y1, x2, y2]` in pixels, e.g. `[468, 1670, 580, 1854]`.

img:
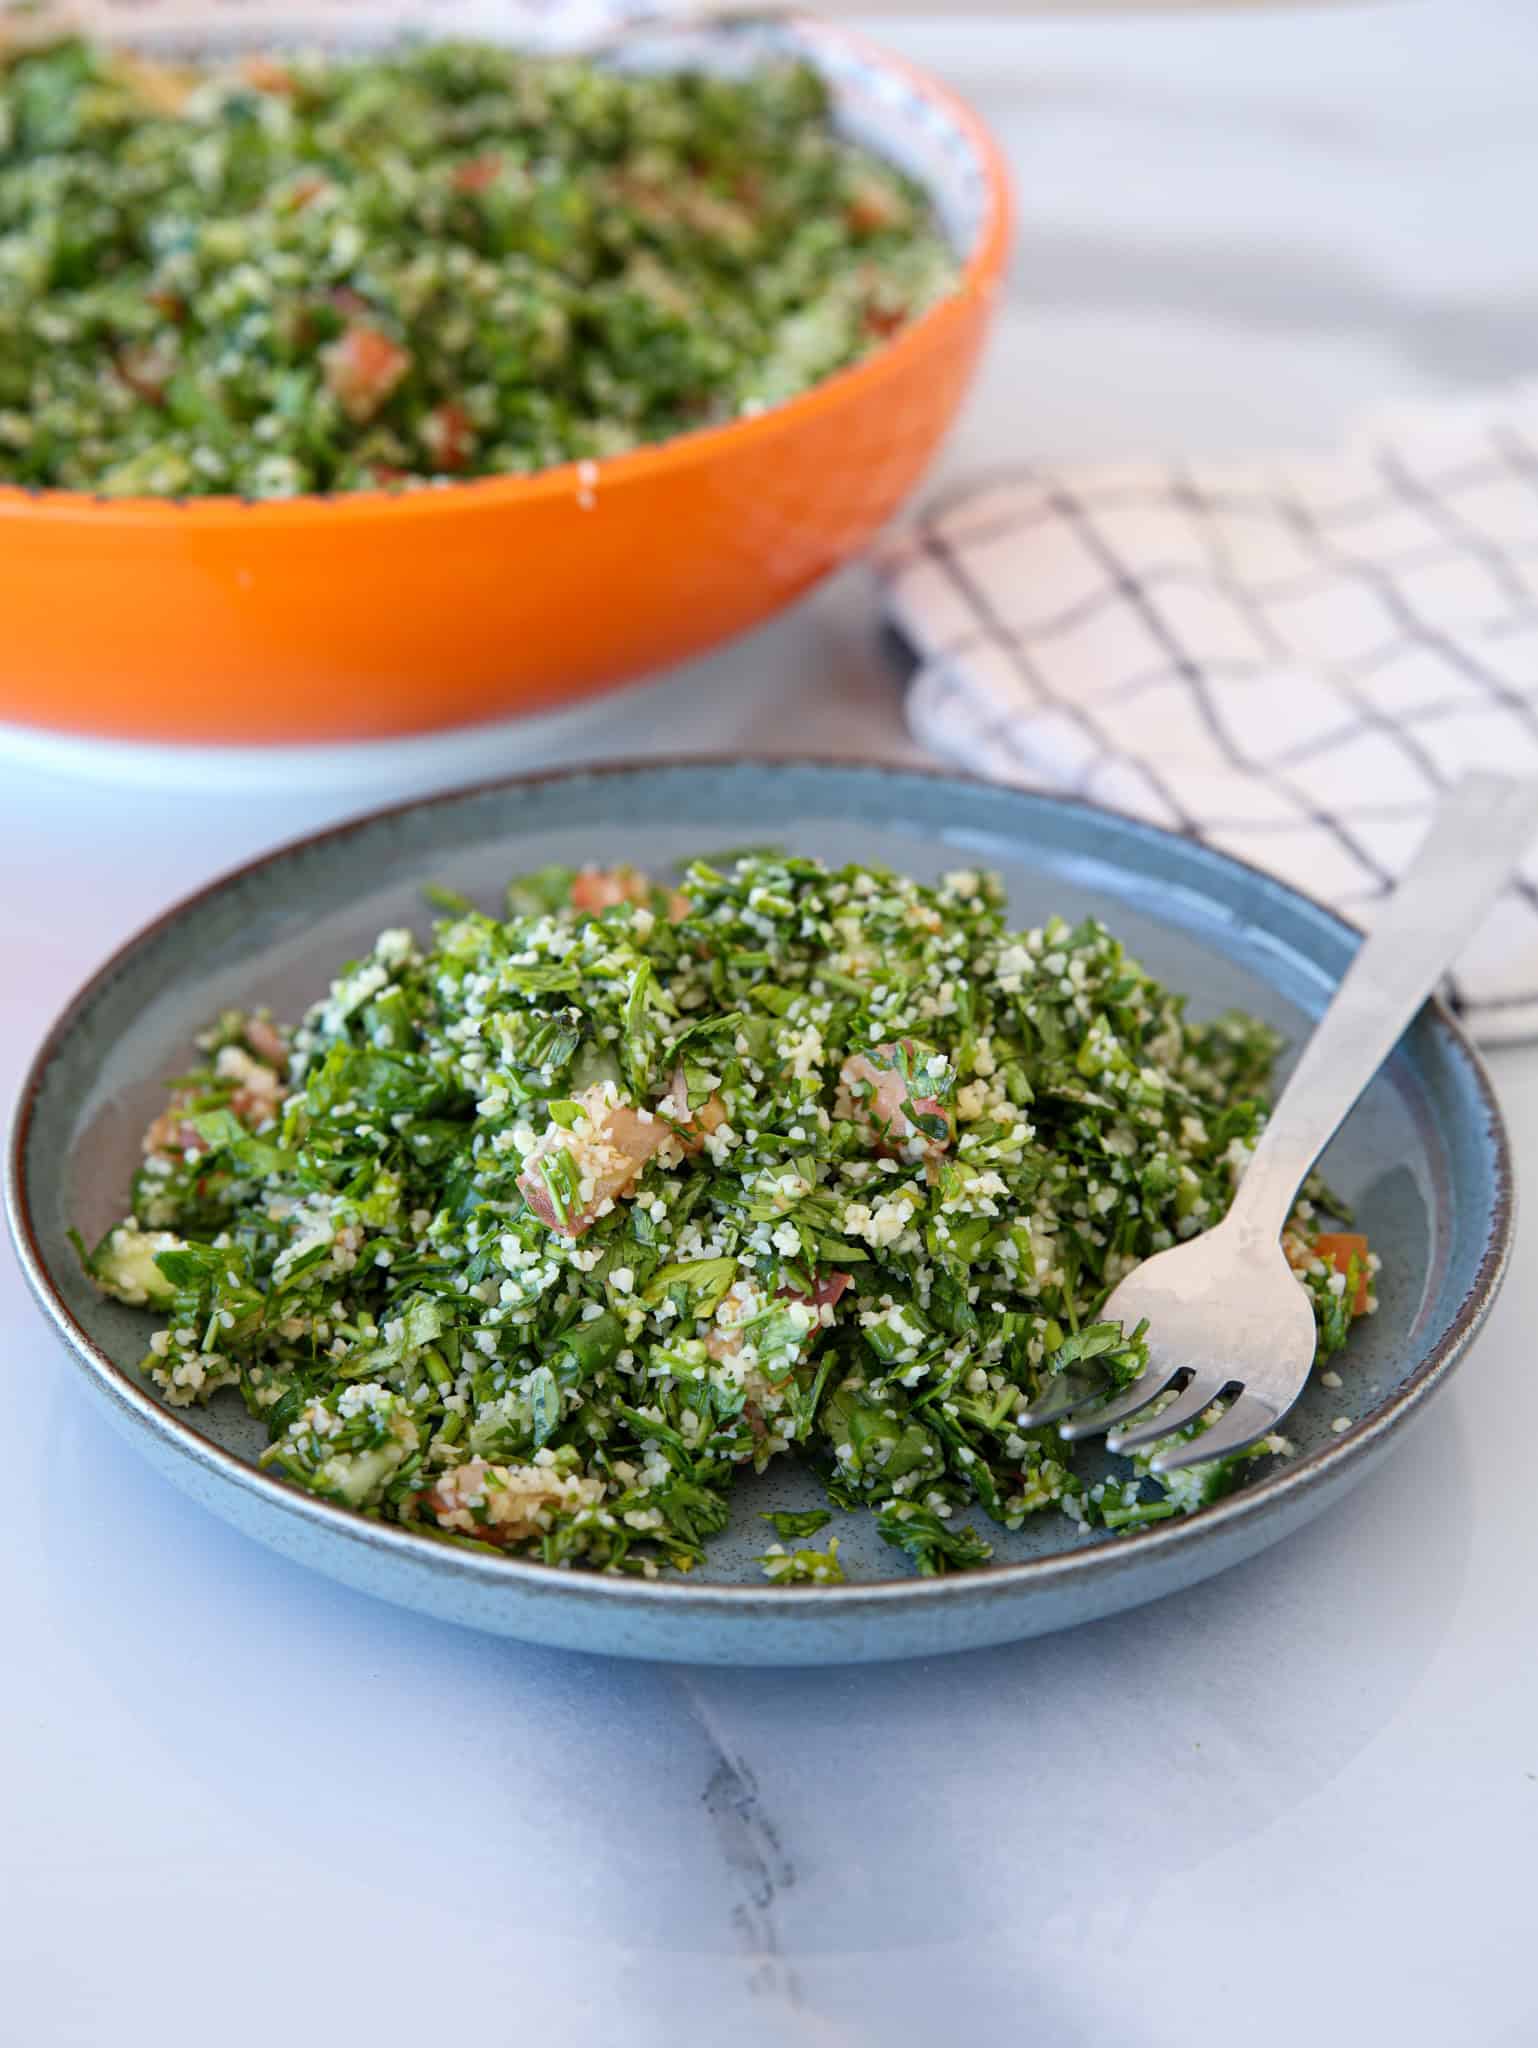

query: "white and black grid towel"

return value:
[879, 387, 1538, 1043]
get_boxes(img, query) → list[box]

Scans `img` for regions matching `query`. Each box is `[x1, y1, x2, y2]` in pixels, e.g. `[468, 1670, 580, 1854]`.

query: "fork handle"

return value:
[1230, 772, 1538, 1244]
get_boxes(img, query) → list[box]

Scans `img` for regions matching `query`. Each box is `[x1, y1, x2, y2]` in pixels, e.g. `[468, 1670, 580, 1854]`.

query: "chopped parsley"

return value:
[81, 853, 1377, 1580]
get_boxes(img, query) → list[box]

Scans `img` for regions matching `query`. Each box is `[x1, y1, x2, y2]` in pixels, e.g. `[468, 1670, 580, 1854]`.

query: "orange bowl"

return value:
[0, 15, 1011, 746]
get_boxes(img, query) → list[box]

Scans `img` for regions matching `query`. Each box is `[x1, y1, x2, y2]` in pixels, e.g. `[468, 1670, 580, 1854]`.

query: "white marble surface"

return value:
[6, 6, 1538, 2043]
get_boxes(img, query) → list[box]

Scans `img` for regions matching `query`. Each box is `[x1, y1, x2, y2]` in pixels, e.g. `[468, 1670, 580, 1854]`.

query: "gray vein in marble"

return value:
[678, 1675, 802, 2008]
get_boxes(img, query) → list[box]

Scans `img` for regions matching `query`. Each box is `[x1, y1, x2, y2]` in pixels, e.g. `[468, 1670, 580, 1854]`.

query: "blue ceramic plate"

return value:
[5, 761, 1514, 1664]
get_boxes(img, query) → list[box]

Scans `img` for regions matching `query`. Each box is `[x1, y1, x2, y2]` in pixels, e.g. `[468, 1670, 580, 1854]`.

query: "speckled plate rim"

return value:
[4, 759, 1516, 1661]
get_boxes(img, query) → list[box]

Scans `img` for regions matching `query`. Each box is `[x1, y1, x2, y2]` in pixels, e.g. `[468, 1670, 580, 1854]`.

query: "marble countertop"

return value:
[5, 7, 1538, 2043]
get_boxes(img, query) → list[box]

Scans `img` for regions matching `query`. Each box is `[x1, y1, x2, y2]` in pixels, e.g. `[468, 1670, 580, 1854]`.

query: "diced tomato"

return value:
[420, 400, 475, 473]
[116, 54, 194, 115]
[612, 172, 671, 227]
[243, 1017, 288, 1068]
[837, 1042, 952, 1159]
[142, 1105, 204, 1158]
[116, 344, 170, 405]
[452, 153, 504, 193]
[286, 174, 331, 212]
[570, 868, 651, 914]
[787, 1271, 852, 1315]
[518, 1067, 728, 1237]
[862, 302, 905, 340]
[517, 1087, 665, 1238]
[658, 1068, 727, 1157]
[846, 180, 904, 237]
[1313, 1233, 1372, 1315]
[240, 56, 296, 95]
[327, 286, 373, 319]
[708, 1271, 850, 1376]
[322, 323, 411, 423]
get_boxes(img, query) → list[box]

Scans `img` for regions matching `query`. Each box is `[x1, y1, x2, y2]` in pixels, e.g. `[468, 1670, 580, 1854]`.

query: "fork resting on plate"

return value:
[1017, 772, 1538, 1474]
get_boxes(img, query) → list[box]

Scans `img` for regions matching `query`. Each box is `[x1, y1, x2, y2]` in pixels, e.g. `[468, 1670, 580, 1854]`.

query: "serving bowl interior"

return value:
[7, 763, 1511, 1664]
[0, 8, 1011, 745]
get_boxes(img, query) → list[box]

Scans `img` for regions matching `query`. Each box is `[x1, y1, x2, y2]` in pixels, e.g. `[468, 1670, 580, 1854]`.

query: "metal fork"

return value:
[1017, 773, 1538, 1476]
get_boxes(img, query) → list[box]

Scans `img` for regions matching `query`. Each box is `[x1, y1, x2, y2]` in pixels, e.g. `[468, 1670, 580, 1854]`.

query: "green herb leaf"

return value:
[760, 1508, 832, 1539]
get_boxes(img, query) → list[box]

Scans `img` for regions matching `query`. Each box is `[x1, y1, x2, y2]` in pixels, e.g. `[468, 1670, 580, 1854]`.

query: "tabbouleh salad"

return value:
[79, 853, 1377, 1582]
[0, 36, 956, 498]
